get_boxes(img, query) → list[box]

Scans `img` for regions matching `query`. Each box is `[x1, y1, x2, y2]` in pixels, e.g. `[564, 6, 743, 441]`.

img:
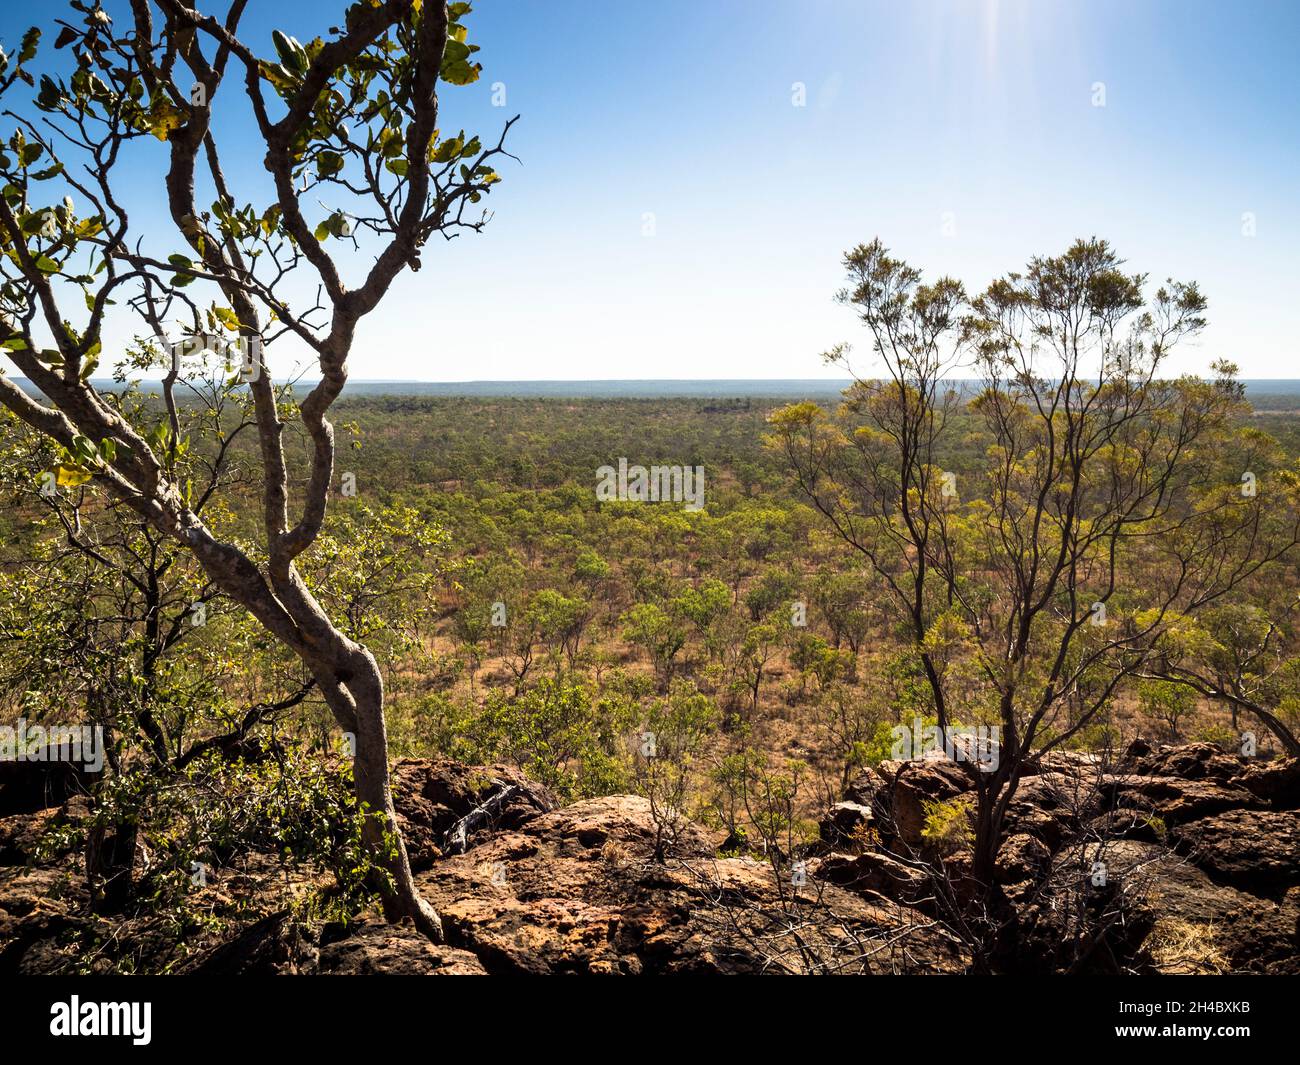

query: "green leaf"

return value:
[35, 74, 63, 111]
[259, 60, 300, 95]
[146, 96, 186, 141]
[80, 339, 101, 379]
[272, 31, 308, 74]
[316, 150, 344, 177]
[18, 27, 40, 64]
[431, 134, 464, 164]
[440, 40, 482, 85]
[213, 306, 241, 331]
[168, 252, 196, 287]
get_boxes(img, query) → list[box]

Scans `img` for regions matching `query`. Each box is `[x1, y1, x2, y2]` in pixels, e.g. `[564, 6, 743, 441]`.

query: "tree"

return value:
[632, 681, 719, 861]
[621, 601, 686, 684]
[1135, 678, 1197, 743]
[670, 577, 731, 659]
[466, 676, 635, 800]
[525, 587, 591, 671]
[0, 0, 515, 938]
[0, 377, 442, 913]
[731, 619, 781, 719]
[0, 383, 312, 775]
[770, 237, 1300, 906]
[1138, 602, 1300, 755]
[742, 566, 795, 622]
[810, 567, 872, 653]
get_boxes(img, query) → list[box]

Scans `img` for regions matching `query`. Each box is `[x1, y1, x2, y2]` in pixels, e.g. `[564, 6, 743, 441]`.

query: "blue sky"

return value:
[3, 0, 1299, 380]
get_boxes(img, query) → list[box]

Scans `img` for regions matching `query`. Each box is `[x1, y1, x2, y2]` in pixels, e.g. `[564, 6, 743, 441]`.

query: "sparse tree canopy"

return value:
[770, 237, 1300, 899]
[0, 0, 516, 937]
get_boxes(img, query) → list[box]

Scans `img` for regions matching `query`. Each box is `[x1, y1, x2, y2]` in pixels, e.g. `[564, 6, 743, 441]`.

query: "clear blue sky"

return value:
[3, 0, 1298, 380]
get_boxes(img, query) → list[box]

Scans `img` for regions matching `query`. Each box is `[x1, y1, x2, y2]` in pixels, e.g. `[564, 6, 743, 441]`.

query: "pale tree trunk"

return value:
[0, 0, 521, 945]
[254, 564, 443, 939]
[318, 643, 442, 939]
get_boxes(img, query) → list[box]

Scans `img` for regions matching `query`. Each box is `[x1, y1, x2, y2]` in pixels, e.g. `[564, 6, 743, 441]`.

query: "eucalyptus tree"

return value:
[770, 238, 1300, 894]
[0, 0, 514, 937]
[1138, 601, 1300, 756]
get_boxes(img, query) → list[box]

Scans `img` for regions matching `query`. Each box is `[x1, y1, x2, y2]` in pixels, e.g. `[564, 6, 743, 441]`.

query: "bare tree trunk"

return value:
[352, 676, 442, 939]
[1222, 697, 1300, 757]
[972, 796, 1000, 887]
[310, 635, 442, 940]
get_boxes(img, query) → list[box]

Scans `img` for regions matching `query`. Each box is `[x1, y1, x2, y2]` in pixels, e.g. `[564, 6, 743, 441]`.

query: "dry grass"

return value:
[1146, 916, 1230, 974]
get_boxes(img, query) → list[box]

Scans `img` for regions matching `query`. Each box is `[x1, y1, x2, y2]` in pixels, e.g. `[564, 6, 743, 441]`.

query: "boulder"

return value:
[0, 809, 60, 866]
[1022, 750, 1104, 778]
[996, 833, 1052, 887]
[1002, 772, 1098, 849]
[847, 759, 972, 847]
[417, 793, 968, 974]
[1124, 741, 1245, 783]
[818, 800, 874, 848]
[0, 746, 102, 817]
[1236, 757, 1300, 808]
[812, 850, 929, 903]
[1104, 773, 1262, 826]
[1170, 808, 1300, 897]
[391, 758, 555, 870]
[318, 918, 486, 975]
[1134, 844, 1300, 975]
[179, 910, 318, 975]
[0, 866, 83, 973]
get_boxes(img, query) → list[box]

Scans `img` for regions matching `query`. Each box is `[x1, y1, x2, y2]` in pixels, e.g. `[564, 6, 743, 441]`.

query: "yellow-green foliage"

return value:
[921, 796, 973, 854]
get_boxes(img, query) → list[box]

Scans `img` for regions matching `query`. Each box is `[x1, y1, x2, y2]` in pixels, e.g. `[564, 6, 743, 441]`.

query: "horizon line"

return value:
[13, 376, 1300, 385]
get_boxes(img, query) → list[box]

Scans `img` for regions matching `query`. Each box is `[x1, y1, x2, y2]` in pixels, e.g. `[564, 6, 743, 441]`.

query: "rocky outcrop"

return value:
[835, 757, 973, 848]
[1169, 808, 1300, 897]
[812, 849, 930, 903]
[1, 744, 1295, 974]
[178, 910, 489, 975]
[413, 793, 967, 974]
[1235, 756, 1300, 807]
[317, 918, 487, 975]
[823, 741, 1300, 973]
[0, 749, 100, 817]
[391, 758, 556, 871]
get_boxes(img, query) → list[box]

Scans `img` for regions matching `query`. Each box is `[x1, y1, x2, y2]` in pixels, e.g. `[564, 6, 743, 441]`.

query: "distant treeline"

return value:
[11, 377, 1300, 405]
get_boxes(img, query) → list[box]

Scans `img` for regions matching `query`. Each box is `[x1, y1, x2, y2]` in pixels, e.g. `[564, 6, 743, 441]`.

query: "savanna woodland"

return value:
[1, 0, 1298, 987]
